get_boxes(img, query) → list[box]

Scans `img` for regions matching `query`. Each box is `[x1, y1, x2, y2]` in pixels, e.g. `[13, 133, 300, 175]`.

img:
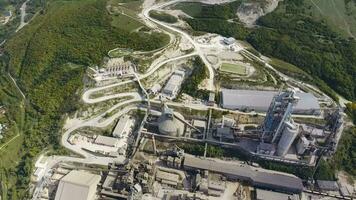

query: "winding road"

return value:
[142, 0, 215, 91]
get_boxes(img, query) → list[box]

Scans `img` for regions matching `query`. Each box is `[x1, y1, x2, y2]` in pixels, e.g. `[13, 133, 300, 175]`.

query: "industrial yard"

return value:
[26, 0, 355, 200]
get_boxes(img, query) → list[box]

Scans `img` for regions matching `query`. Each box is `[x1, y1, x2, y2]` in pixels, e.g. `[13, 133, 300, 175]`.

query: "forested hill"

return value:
[175, 0, 356, 101]
[0, 0, 168, 198]
[247, 0, 356, 101]
[5, 0, 169, 114]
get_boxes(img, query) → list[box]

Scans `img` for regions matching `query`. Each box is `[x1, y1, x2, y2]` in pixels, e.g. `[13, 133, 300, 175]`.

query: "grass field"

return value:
[306, 0, 356, 38]
[220, 62, 247, 75]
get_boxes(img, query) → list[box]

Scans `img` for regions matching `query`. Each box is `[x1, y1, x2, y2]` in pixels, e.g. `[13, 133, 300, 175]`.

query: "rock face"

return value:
[237, 0, 282, 27]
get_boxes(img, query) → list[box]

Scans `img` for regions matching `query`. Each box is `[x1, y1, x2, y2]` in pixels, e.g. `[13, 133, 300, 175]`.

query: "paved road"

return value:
[83, 91, 140, 104]
[82, 51, 197, 102]
[61, 99, 142, 158]
[142, 0, 215, 91]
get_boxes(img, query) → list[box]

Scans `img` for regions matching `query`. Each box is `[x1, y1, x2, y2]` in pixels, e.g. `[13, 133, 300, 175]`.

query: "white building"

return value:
[94, 135, 119, 147]
[162, 70, 185, 100]
[55, 170, 101, 200]
[91, 58, 135, 83]
[221, 89, 321, 115]
[104, 57, 134, 77]
[112, 115, 131, 138]
[296, 136, 312, 155]
[223, 37, 235, 45]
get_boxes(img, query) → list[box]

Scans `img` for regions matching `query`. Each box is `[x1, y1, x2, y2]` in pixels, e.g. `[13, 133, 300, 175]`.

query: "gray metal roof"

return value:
[294, 92, 320, 111]
[55, 170, 101, 200]
[163, 74, 183, 95]
[113, 115, 130, 138]
[221, 89, 275, 111]
[316, 180, 339, 191]
[256, 189, 299, 200]
[94, 135, 119, 147]
[221, 89, 320, 114]
[184, 155, 303, 193]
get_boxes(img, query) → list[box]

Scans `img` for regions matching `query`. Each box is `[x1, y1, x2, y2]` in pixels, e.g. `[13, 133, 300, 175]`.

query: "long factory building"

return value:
[221, 89, 321, 115]
[183, 155, 304, 194]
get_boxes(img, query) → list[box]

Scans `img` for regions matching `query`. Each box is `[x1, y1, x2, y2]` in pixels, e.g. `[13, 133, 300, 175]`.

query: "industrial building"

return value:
[54, 170, 101, 200]
[220, 89, 320, 115]
[158, 105, 185, 137]
[183, 155, 303, 194]
[113, 115, 131, 138]
[255, 189, 299, 200]
[316, 180, 339, 191]
[104, 57, 134, 77]
[259, 91, 300, 157]
[192, 120, 206, 134]
[214, 127, 234, 142]
[155, 170, 180, 188]
[94, 135, 119, 147]
[90, 58, 135, 83]
[222, 37, 236, 45]
[162, 70, 185, 99]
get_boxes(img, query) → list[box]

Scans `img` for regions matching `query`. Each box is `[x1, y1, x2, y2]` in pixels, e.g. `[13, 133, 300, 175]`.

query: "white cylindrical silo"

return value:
[277, 121, 299, 156]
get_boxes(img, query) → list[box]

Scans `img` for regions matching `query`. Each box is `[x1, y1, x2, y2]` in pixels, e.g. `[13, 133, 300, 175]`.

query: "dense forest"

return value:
[0, 0, 169, 198]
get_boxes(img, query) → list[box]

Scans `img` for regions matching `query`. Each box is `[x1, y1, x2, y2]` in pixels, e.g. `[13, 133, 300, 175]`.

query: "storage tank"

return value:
[158, 105, 185, 137]
[296, 136, 310, 155]
[277, 121, 299, 156]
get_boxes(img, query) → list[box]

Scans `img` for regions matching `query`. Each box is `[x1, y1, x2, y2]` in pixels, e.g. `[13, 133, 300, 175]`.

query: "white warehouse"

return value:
[221, 89, 321, 115]
[162, 70, 185, 100]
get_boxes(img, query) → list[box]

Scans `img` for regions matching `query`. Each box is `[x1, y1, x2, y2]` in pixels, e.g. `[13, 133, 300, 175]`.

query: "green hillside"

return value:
[247, 0, 356, 101]
[0, 0, 168, 198]
[176, 0, 356, 101]
[305, 0, 356, 39]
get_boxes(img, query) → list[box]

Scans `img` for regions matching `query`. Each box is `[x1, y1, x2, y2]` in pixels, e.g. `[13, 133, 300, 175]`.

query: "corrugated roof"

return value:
[94, 135, 118, 147]
[183, 155, 303, 193]
[113, 115, 130, 138]
[163, 73, 183, 95]
[294, 92, 320, 111]
[55, 170, 101, 200]
[221, 89, 276, 111]
[156, 170, 179, 183]
[221, 89, 320, 113]
[256, 189, 299, 200]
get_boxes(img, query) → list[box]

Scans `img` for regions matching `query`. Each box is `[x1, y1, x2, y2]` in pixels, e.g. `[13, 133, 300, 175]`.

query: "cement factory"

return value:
[27, 1, 354, 199]
[30, 87, 349, 200]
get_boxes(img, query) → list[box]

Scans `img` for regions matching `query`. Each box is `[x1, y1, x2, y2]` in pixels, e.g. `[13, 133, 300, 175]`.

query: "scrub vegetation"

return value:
[180, 57, 209, 100]
[175, 1, 250, 40]
[149, 10, 178, 23]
